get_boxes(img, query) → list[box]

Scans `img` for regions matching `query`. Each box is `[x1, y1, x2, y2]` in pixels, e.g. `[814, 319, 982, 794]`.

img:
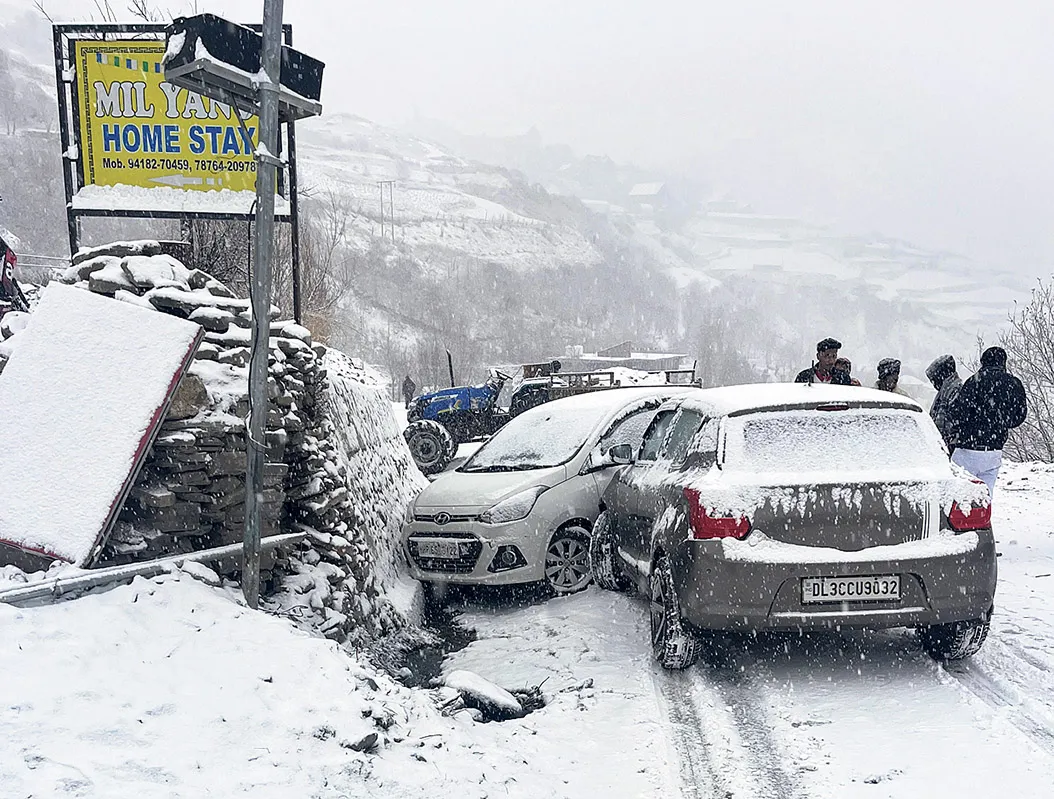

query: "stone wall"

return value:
[55, 241, 423, 641]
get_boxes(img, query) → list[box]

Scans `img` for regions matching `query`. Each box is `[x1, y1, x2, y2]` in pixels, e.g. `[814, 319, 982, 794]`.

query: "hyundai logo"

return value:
[433, 512, 451, 526]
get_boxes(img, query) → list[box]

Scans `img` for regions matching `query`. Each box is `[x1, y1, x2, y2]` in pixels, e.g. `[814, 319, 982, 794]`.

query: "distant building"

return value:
[557, 340, 688, 373]
[627, 182, 668, 214]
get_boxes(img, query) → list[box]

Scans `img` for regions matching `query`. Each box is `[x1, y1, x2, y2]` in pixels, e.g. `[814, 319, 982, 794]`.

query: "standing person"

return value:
[795, 337, 851, 385]
[926, 354, 962, 452]
[874, 358, 911, 396]
[834, 357, 862, 386]
[947, 346, 1027, 498]
[401, 374, 417, 408]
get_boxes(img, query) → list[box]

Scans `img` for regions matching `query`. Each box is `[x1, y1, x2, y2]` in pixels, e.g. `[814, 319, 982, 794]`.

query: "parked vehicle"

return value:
[401, 385, 693, 595]
[0, 235, 28, 322]
[403, 361, 695, 475]
[589, 383, 995, 669]
[403, 370, 513, 475]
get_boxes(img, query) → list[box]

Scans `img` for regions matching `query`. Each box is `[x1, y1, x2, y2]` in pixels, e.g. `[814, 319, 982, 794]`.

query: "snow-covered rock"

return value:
[445, 669, 524, 720]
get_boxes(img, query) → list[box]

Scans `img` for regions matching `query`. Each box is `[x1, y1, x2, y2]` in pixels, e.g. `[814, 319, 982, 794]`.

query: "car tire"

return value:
[589, 511, 629, 592]
[544, 525, 593, 595]
[919, 616, 991, 661]
[650, 555, 699, 670]
[404, 420, 455, 475]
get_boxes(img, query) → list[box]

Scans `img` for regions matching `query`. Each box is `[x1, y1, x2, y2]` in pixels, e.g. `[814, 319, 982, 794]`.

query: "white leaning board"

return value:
[0, 283, 202, 567]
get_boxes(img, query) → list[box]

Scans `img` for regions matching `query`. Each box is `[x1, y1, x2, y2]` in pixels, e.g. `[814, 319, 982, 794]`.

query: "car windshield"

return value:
[723, 408, 945, 475]
[460, 403, 604, 472]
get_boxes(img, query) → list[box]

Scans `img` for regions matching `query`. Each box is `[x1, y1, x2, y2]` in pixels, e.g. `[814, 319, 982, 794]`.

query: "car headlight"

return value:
[479, 486, 547, 525]
[403, 500, 415, 526]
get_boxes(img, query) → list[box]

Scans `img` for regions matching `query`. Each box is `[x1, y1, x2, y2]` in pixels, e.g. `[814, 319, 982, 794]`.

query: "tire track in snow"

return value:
[652, 670, 715, 799]
[943, 657, 1054, 756]
[699, 648, 806, 799]
[653, 644, 807, 799]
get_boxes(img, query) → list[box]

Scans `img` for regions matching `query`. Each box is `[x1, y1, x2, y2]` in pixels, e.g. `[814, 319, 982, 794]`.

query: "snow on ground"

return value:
[5, 461, 1054, 798]
[0, 572, 577, 799]
[444, 589, 675, 797]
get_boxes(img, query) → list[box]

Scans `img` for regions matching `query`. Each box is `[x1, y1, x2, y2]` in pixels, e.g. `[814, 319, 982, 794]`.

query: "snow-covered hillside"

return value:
[0, 2, 1036, 388]
[296, 115, 603, 275]
[290, 114, 1034, 388]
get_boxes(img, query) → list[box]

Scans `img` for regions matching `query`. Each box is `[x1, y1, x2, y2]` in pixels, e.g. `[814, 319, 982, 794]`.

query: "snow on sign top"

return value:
[71, 184, 292, 217]
[0, 283, 202, 566]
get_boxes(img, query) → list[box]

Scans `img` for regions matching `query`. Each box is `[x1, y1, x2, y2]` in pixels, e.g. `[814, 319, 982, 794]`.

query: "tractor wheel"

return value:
[404, 420, 455, 475]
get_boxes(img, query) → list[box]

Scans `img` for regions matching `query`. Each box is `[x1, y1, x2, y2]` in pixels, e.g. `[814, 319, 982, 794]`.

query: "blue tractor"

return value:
[403, 362, 561, 474]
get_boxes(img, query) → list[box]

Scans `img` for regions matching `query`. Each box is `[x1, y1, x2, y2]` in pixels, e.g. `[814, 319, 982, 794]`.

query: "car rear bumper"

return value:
[673, 529, 997, 631]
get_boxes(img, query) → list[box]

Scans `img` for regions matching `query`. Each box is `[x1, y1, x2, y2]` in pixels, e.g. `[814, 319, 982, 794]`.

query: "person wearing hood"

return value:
[926, 354, 962, 452]
[874, 358, 910, 396]
[834, 357, 861, 387]
[947, 346, 1027, 498]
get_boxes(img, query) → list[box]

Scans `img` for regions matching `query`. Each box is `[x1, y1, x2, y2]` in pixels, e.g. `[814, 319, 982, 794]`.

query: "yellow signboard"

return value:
[73, 40, 259, 193]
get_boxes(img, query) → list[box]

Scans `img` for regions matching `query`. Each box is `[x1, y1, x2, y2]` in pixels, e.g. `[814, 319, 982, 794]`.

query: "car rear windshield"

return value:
[723, 408, 944, 475]
[460, 405, 603, 472]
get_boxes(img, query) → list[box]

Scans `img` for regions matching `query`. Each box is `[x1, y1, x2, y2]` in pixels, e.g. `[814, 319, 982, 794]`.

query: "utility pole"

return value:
[244, 0, 285, 610]
[378, 181, 385, 241]
[379, 180, 395, 244]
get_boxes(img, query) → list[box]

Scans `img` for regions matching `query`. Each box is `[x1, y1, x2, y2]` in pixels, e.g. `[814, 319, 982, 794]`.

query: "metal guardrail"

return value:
[0, 531, 306, 607]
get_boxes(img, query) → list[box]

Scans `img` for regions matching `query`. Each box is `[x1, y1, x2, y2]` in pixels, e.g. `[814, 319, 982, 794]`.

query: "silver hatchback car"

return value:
[589, 383, 995, 669]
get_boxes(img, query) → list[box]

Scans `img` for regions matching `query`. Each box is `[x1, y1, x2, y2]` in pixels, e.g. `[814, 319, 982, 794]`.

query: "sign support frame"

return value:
[51, 21, 304, 324]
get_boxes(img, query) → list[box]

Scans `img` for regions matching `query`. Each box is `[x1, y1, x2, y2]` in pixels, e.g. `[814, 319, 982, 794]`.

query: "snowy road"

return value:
[443, 461, 1054, 798]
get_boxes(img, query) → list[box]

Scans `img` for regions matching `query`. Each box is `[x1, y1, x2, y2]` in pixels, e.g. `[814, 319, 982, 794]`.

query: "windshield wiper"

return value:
[462, 463, 541, 473]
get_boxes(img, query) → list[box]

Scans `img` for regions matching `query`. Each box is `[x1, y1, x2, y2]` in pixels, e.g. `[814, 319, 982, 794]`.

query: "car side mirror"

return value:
[608, 443, 634, 465]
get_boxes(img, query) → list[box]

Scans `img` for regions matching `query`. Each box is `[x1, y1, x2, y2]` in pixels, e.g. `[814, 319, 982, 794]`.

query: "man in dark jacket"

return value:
[926, 354, 962, 451]
[795, 337, 851, 385]
[947, 346, 1027, 498]
[401, 374, 417, 408]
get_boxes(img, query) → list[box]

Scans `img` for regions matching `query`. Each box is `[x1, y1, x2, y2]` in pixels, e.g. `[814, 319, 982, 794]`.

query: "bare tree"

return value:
[1000, 279, 1054, 462]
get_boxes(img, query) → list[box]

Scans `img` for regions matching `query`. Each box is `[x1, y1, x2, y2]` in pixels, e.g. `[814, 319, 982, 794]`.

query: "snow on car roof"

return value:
[673, 382, 922, 417]
[524, 384, 695, 417]
[462, 385, 692, 471]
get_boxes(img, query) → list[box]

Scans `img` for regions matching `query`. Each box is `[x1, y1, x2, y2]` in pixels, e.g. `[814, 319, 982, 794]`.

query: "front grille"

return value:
[407, 534, 482, 574]
[414, 512, 479, 524]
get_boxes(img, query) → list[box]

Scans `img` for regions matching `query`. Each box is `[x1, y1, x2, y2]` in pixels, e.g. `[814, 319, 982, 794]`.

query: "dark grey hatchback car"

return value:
[589, 383, 996, 670]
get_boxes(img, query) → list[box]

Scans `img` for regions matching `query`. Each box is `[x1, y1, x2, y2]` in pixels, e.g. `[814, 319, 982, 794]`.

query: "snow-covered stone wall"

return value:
[270, 351, 428, 642]
[5, 240, 424, 641]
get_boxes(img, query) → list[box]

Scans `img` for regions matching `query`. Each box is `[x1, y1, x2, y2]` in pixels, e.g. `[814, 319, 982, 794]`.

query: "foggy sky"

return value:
[14, 0, 1054, 270]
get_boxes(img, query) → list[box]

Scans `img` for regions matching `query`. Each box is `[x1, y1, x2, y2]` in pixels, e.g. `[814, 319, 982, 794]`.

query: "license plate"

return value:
[801, 575, 900, 604]
[416, 539, 461, 559]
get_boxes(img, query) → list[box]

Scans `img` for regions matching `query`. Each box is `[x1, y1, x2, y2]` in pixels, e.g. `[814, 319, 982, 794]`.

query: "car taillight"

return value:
[683, 487, 750, 540]
[948, 501, 991, 531]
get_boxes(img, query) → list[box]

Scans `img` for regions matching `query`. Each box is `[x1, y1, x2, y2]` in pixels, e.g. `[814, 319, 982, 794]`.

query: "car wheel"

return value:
[650, 555, 699, 670]
[919, 616, 991, 661]
[589, 511, 629, 592]
[403, 420, 455, 475]
[544, 526, 593, 595]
